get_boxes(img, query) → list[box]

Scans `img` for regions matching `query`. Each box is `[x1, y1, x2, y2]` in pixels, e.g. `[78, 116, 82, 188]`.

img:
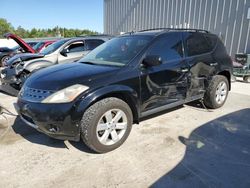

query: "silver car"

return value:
[0, 36, 112, 94]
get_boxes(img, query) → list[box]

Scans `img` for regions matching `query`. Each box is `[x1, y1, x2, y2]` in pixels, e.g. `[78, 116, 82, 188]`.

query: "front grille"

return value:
[20, 86, 55, 102]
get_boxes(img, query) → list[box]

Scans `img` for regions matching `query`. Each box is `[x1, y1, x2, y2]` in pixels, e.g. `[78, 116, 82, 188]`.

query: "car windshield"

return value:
[79, 36, 153, 66]
[11, 46, 20, 50]
[41, 39, 68, 55]
[33, 42, 45, 51]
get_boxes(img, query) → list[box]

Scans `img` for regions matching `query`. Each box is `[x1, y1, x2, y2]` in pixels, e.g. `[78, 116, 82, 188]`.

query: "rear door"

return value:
[140, 32, 189, 113]
[183, 32, 217, 98]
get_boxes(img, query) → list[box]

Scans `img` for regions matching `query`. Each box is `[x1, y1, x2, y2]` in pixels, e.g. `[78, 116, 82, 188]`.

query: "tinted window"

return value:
[85, 39, 104, 50]
[67, 42, 85, 53]
[205, 34, 217, 50]
[80, 36, 152, 66]
[41, 39, 69, 55]
[33, 42, 45, 51]
[185, 33, 211, 56]
[147, 32, 183, 62]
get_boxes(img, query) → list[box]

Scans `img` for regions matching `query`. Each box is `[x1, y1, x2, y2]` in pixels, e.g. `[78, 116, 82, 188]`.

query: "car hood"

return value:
[6, 53, 45, 66]
[25, 62, 120, 90]
[4, 33, 36, 53]
[0, 47, 12, 53]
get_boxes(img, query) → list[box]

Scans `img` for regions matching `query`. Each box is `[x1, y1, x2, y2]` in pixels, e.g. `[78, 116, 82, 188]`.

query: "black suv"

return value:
[15, 29, 232, 153]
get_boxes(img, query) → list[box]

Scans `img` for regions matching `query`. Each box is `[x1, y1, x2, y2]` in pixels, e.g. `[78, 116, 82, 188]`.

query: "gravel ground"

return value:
[0, 82, 250, 188]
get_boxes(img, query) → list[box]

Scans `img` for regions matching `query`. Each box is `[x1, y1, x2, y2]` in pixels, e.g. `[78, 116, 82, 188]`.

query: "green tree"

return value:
[29, 28, 38, 38]
[0, 18, 14, 38]
[15, 26, 29, 38]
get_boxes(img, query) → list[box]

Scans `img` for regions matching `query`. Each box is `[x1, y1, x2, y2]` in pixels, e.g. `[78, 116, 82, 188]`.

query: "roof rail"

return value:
[121, 31, 135, 35]
[77, 34, 114, 37]
[137, 28, 210, 33]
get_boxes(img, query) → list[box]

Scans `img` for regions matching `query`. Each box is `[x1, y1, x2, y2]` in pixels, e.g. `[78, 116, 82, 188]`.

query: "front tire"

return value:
[204, 75, 229, 109]
[0, 55, 10, 67]
[80, 97, 133, 153]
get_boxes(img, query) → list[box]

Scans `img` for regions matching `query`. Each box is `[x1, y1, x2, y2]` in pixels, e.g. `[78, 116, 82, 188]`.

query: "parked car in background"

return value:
[32, 40, 56, 52]
[15, 28, 232, 153]
[26, 41, 39, 48]
[0, 33, 36, 66]
[0, 35, 112, 94]
[0, 46, 20, 66]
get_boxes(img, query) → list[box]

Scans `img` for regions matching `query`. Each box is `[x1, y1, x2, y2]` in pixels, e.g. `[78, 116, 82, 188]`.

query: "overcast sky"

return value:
[0, 0, 103, 32]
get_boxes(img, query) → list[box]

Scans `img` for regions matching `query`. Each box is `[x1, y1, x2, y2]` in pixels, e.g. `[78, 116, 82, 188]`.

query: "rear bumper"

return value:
[15, 99, 81, 141]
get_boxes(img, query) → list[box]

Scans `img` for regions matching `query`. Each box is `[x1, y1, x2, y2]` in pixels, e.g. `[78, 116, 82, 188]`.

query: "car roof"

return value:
[121, 28, 212, 37]
[67, 37, 110, 42]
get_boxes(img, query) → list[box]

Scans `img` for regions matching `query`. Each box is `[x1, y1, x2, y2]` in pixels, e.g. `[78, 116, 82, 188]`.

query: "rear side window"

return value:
[147, 32, 183, 63]
[85, 39, 104, 50]
[205, 35, 217, 50]
[185, 32, 211, 56]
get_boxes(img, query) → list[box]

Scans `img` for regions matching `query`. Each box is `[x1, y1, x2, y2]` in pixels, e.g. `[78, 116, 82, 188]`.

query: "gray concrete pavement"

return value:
[0, 82, 250, 188]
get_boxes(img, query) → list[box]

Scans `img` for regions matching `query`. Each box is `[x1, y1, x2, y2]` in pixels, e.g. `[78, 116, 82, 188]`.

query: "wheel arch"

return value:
[24, 60, 54, 72]
[0, 55, 10, 66]
[75, 85, 140, 124]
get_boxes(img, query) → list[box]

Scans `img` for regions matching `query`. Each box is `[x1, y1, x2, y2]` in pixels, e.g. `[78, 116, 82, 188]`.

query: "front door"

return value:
[140, 32, 189, 113]
[58, 41, 86, 63]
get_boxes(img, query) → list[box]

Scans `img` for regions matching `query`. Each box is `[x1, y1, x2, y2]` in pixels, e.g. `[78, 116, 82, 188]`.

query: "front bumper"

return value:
[0, 67, 19, 84]
[15, 99, 82, 141]
[0, 67, 20, 96]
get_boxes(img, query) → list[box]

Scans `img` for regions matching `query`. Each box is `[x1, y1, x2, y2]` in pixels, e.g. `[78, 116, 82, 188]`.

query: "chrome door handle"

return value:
[210, 62, 218, 66]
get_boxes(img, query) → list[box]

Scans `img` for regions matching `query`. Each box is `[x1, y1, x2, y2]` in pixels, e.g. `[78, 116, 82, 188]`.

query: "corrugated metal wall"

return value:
[104, 0, 250, 56]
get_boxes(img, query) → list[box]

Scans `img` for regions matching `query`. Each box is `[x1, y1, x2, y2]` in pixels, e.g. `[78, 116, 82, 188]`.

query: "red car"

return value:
[32, 40, 56, 52]
[4, 33, 36, 53]
[0, 33, 56, 66]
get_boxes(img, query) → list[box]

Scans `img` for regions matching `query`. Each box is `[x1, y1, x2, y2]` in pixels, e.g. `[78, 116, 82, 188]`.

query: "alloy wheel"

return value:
[96, 109, 128, 146]
[215, 81, 227, 104]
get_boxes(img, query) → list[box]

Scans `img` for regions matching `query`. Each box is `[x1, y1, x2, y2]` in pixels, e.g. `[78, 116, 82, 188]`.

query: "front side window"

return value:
[146, 32, 183, 62]
[41, 39, 69, 55]
[185, 32, 211, 56]
[65, 41, 85, 53]
[80, 36, 153, 66]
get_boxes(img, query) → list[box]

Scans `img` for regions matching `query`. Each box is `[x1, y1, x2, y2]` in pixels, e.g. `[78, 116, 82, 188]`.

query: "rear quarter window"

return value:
[204, 34, 218, 50]
[185, 32, 212, 56]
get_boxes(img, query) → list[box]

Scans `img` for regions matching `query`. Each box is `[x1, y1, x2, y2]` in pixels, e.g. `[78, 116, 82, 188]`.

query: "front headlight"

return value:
[42, 84, 89, 104]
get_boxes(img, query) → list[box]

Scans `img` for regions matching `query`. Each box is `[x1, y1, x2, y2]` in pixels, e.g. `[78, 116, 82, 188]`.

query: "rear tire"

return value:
[204, 75, 229, 109]
[80, 97, 133, 153]
[243, 76, 250, 83]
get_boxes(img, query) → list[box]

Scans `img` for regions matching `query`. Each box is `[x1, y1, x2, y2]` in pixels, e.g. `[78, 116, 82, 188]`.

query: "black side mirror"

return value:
[60, 48, 69, 57]
[142, 55, 162, 67]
